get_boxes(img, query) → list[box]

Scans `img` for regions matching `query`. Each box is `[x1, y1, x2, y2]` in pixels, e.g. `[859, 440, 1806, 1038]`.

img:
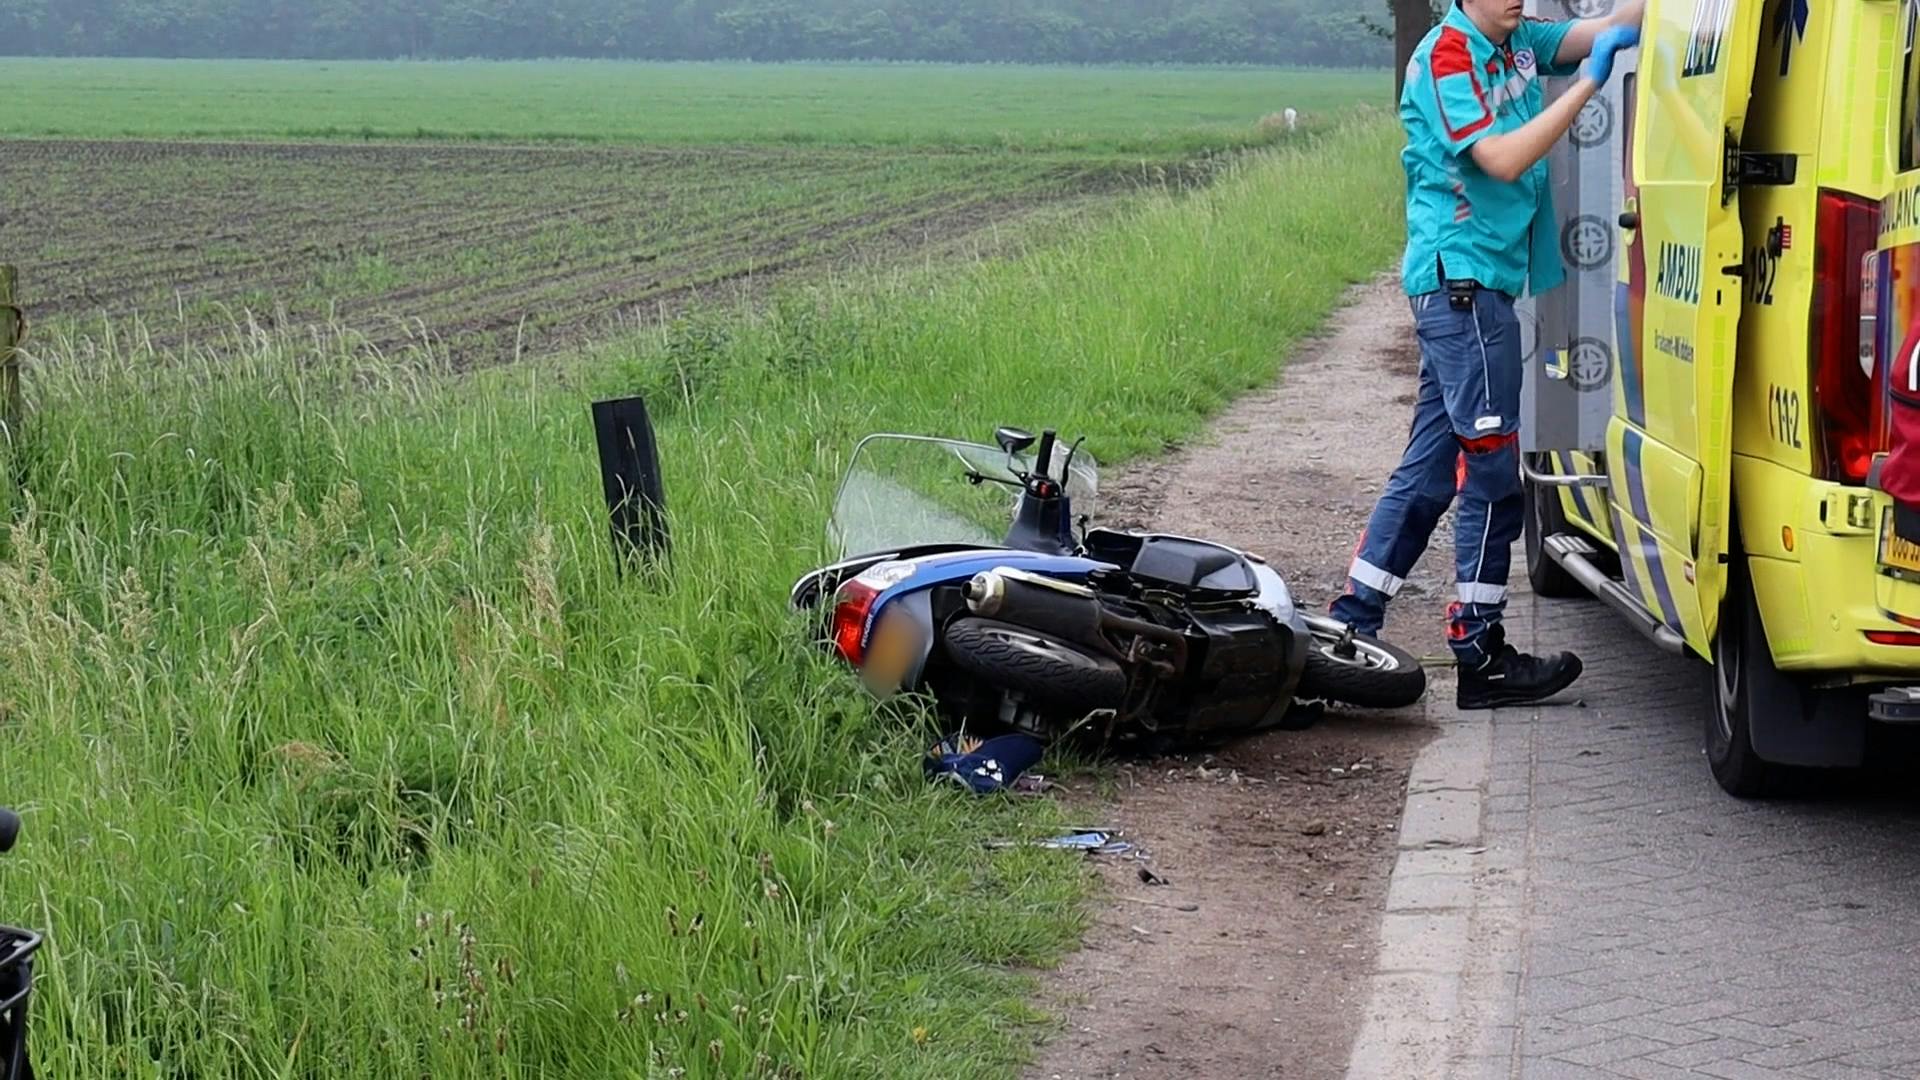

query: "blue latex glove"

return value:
[1583, 25, 1641, 85]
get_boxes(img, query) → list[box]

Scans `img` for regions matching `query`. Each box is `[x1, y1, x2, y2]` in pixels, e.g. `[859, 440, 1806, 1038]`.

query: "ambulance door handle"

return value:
[1618, 212, 1639, 229]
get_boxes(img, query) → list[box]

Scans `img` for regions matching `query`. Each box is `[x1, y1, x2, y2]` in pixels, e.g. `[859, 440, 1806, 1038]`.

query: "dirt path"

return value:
[1025, 273, 1452, 1080]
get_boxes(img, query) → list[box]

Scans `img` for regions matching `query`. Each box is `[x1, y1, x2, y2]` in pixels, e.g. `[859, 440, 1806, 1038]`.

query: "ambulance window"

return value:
[1903, 10, 1920, 172]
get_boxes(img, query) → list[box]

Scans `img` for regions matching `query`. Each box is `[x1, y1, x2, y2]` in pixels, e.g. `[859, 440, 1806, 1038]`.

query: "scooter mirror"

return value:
[995, 427, 1036, 455]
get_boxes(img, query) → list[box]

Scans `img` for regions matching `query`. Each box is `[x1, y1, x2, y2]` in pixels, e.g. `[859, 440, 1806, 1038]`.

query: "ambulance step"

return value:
[1542, 533, 1689, 657]
[1869, 687, 1920, 724]
[1544, 533, 1599, 559]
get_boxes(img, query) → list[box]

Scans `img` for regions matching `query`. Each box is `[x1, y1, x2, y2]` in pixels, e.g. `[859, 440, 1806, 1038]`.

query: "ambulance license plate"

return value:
[1880, 509, 1920, 576]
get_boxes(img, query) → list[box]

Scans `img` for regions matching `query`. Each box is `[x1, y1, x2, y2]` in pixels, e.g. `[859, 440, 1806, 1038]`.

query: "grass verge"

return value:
[0, 111, 1406, 1078]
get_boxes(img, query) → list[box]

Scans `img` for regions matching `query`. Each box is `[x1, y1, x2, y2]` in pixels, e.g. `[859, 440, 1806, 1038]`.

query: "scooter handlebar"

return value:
[1033, 430, 1057, 482]
[0, 807, 18, 854]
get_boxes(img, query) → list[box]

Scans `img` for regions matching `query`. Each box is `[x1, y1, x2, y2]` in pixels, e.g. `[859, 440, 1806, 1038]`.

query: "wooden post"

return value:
[0, 265, 20, 438]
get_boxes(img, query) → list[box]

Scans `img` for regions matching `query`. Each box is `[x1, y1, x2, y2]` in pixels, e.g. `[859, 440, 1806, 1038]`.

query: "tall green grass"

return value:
[0, 113, 1406, 1078]
[4, 58, 1386, 154]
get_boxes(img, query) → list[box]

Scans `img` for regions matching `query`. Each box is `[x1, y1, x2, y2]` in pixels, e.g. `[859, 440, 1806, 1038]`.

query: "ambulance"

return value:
[1522, 0, 1920, 796]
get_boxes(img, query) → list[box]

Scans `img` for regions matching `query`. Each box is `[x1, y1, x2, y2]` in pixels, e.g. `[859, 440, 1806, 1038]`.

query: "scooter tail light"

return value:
[830, 579, 880, 665]
[828, 561, 916, 666]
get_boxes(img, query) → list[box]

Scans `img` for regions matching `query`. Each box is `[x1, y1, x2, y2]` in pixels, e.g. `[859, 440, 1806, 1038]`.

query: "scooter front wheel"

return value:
[1297, 615, 1427, 710]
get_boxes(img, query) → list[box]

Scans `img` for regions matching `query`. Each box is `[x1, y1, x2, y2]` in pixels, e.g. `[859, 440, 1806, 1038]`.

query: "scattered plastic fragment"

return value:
[1010, 774, 1056, 795]
[985, 829, 1134, 856]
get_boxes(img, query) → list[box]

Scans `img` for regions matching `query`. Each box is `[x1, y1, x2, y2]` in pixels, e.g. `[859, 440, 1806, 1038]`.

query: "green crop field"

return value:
[1, 61, 1388, 370]
[0, 57, 1405, 1079]
[6, 58, 1388, 152]
[2, 139, 1125, 368]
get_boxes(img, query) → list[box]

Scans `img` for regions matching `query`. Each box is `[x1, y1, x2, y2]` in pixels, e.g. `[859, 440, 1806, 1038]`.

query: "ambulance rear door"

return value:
[1610, 0, 1767, 656]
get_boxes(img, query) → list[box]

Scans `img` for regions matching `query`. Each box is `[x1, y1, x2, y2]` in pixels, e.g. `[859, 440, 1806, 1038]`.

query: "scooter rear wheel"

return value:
[942, 618, 1128, 712]
[1297, 615, 1427, 710]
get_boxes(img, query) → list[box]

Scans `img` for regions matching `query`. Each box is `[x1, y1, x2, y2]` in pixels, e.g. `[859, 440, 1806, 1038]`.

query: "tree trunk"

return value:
[1394, 0, 1435, 100]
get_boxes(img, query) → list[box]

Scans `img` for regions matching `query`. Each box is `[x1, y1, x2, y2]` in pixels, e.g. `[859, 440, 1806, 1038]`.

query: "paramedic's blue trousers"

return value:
[1329, 286, 1524, 667]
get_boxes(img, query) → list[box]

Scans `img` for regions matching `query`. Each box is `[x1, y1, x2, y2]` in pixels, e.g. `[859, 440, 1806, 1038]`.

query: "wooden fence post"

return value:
[0, 265, 20, 438]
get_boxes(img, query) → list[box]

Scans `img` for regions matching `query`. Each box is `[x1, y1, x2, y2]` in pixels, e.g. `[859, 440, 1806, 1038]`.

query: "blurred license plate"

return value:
[1881, 509, 1920, 575]
[859, 612, 922, 696]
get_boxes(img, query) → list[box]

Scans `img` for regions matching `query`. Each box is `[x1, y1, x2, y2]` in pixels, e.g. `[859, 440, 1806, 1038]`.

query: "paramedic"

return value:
[1329, 0, 1643, 710]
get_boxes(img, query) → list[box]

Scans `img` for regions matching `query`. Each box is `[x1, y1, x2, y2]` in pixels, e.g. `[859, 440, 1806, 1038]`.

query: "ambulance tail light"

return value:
[1811, 189, 1883, 485]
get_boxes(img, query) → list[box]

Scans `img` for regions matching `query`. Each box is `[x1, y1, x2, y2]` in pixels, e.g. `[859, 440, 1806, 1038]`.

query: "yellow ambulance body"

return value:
[1525, 0, 1920, 795]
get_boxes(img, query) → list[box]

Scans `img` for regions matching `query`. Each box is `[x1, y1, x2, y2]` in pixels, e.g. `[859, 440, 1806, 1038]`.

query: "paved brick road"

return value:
[1476, 593, 1920, 1080]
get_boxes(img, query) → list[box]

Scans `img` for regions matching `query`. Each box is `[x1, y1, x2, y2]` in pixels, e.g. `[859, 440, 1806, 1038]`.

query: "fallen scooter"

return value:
[791, 426, 1425, 751]
[0, 806, 39, 1080]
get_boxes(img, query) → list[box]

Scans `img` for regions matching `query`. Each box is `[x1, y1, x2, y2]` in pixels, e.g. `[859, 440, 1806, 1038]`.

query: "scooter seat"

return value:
[1087, 529, 1258, 597]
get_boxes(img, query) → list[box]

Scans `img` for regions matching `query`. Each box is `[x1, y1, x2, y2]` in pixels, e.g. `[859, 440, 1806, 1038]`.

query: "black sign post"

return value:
[1, 265, 22, 439]
[591, 396, 669, 574]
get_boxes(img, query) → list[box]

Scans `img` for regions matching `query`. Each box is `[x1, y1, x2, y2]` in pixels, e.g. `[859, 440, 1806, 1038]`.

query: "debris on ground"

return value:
[1038, 831, 1114, 851]
[986, 829, 1139, 857]
[1039, 831, 1134, 856]
[1010, 774, 1058, 795]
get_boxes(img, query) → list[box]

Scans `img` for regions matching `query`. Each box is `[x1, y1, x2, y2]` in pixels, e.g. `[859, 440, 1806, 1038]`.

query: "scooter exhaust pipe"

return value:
[964, 569, 1187, 670]
[965, 569, 1105, 647]
[968, 567, 1100, 618]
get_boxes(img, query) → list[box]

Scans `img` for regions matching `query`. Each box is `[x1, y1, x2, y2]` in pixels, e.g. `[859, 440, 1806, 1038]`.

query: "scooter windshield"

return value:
[827, 434, 1099, 560]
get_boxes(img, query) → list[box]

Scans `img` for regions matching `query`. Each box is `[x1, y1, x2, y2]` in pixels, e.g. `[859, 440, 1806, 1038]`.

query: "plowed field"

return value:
[0, 138, 1122, 366]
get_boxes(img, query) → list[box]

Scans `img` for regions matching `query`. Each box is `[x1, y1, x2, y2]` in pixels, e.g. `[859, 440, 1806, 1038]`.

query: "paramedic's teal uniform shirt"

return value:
[1400, 7, 1580, 299]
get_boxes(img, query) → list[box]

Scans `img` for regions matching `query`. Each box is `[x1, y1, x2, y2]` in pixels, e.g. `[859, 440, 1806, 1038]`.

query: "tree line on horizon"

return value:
[0, 0, 1391, 66]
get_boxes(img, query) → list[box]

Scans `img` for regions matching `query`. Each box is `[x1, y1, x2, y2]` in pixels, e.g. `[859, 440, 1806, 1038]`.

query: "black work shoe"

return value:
[1456, 640, 1584, 710]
